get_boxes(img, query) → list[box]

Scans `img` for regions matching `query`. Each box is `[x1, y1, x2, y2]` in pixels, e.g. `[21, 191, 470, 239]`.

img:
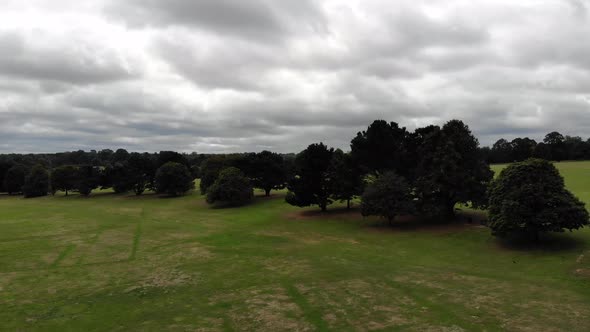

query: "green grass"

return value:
[1, 162, 589, 331]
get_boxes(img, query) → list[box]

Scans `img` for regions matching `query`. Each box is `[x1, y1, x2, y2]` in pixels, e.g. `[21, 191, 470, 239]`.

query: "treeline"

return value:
[0, 149, 297, 199]
[482, 132, 590, 164]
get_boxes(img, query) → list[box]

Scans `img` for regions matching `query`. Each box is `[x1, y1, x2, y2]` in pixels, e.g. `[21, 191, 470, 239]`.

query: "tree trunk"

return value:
[320, 202, 327, 212]
[265, 188, 271, 197]
[65, 189, 68, 196]
[347, 199, 351, 210]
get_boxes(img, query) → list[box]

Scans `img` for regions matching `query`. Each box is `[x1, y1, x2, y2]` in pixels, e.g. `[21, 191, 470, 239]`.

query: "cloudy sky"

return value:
[1, 0, 589, 153]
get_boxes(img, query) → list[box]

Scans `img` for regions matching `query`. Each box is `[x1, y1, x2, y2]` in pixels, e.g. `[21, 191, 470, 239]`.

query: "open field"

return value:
[1, 162, 589, 331]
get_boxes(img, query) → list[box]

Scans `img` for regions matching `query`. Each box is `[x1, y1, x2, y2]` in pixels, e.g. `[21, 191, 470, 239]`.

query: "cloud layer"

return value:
[1, 0, 589, 153]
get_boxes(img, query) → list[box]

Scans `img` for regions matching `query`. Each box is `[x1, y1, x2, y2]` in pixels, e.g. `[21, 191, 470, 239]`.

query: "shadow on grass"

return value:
[495, 232, 587, 253]
[208, 193, 285, 210]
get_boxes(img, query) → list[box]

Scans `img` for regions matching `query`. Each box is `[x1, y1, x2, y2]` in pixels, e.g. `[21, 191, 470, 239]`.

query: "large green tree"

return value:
[414, 120, 493, 217]
[361, 172, 415, 224]
[206, 167, 253, 206]
[329, 149, 363, 209]
[351, 120, 409, 176]
[488, 159, 589, 240]
[286, 143, 335, 212]
[51, 165, 78, 196]
[155, 162, 194, 197]
[250, 151, 287, 197]
[3, 164, 27, 195]
[75, 166, 99, 196]
[23, 165, 49, 198]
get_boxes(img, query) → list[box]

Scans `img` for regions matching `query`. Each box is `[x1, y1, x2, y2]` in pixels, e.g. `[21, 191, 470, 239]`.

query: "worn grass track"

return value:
[0, 161, 589, 331]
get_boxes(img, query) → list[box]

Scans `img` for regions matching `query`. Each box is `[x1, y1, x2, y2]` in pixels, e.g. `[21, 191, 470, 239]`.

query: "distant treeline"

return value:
[481, 132, 590, 164]
[0, 126, 587, 199]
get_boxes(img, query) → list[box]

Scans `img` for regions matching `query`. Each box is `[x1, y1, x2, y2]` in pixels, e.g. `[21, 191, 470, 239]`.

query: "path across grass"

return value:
[1, 162, 589, 331]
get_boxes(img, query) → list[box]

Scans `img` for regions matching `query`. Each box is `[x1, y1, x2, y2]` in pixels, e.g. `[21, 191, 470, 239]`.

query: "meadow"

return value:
[1, 162, 589, 331]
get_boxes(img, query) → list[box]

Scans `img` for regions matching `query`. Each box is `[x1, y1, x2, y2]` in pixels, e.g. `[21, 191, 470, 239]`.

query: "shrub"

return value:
[206, 167, 253, 206]
[23, 165, 49, 198]
[488, 159, 589, 240]
[155, 162, 194, 196]
[361, 172, 415, 224]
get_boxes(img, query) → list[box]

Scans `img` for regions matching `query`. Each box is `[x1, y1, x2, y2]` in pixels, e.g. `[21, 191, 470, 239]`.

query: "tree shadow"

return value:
[363, 210, 488, 233]
[495, 232, 588, 253]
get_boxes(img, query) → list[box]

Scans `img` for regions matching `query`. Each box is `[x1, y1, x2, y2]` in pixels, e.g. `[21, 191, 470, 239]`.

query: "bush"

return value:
[155, 162, 194, 196]
[361, 172, 415, 224]
[488, 159, 589, 240]
[75, 166, 99, 196]
[23, 165, 49, 198]
[3, 164, 27, 195]
[206, 167, 253, 206]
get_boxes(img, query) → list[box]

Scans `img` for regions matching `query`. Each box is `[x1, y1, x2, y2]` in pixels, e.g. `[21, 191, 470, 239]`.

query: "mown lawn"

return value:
[1, 162, 589, 331]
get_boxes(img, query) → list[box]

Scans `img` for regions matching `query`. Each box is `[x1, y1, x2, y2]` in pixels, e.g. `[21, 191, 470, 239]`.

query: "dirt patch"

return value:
[574, 268, 590, 277]
[213, 286, 314, 332]
[296, 279, 416, 330]
[125, 268, 199, 293]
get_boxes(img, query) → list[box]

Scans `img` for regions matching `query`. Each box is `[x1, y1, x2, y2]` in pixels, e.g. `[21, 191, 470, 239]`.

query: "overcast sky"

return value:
[1, 0, 589, 153]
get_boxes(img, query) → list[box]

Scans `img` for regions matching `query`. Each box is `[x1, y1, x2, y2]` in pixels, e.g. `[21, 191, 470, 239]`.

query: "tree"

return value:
[51, 165, 79, 196]
[490, 138, 512, 163]
[206, 167, 253, 206]
[199, 156, 228, 194]
[361, 172, 415, 224]
[544, 131, 566, 161]
[157, 151, 190, 169]
[510, 137, 537, 162]
[3, 164, 27, 195]
[350, 120, 409, 176]
[0, 159, 14, 193]
[250, 151, 287, 196]
[329, 150, 363, 209]
[75, 166, 99, 196]
[286, 143, 335, 212]
[414, 120, 493, 217]
[127, 153, 155, 195]
[104, 162, 134, 193]
[488, 159, 589, 240]
[23, 165, 49, 198]
[155, 162, 194, 196]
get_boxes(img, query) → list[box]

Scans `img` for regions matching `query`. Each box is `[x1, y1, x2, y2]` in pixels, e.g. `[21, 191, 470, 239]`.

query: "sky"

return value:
[0, 0, 589, 153]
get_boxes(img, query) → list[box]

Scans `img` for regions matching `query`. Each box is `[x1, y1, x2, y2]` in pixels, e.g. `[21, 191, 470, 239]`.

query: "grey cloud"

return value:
[0, 31, 139, 85]
[106, 0, 325, 41]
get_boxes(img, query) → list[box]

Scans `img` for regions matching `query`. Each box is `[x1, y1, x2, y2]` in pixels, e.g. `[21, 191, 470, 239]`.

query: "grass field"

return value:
[1, 161, 589, 331]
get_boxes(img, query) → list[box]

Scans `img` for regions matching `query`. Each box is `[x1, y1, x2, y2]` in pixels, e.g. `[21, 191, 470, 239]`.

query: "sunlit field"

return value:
[1, 162, 589, 331]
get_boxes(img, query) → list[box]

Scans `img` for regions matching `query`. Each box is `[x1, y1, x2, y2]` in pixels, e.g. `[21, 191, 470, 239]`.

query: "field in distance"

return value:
[1, 161, 589, 331]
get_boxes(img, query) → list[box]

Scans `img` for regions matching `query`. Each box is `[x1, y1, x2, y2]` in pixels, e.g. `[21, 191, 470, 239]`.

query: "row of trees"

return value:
[484, 132, 590, 164]
[0, 151, 196, 197]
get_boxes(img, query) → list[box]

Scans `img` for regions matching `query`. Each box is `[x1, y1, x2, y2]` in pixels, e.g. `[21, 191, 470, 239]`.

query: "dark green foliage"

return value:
[286, 143, 335, 212]
[510, 137, 537, 162]
[75, 166, 99, 196]
[544, 131, 566, 161]
[51, 165, 79, 196]
[127, 153, 155, 195]
[329, 150, 363, 209]
[414, 120, 493, 217]
[3, 164, 27, 195]
[23, 165, 49, 198]
[157, 151, 190, 169]
[0, 159, 14, 192]
[250, 151, 287, 196]
[105, 162, 134, 193]
[350, 120, 409, 175]
[361, 172, 415, 223]
[199, 156, 227, 194]
[155, 162, 194, 197]
[206, 167, 253, 206]
[488, 159, 589, 239]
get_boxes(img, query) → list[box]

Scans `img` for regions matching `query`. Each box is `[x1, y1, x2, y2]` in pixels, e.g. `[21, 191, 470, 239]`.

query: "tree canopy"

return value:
[155, 162, 194, 197]
[488, 159, 589, 240]
[206, 167, 253, 206]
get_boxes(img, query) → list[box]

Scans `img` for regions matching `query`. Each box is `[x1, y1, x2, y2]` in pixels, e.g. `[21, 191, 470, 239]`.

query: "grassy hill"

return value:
[1, 162, 589, 331]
